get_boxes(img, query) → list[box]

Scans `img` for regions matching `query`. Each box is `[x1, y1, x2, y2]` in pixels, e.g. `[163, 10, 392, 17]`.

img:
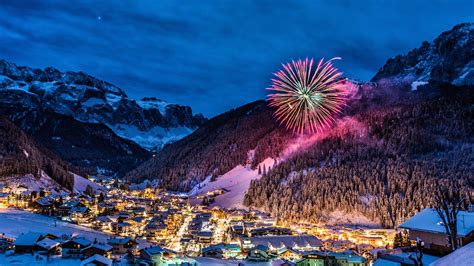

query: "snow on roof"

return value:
[108, 237, 133, 245]
[142, 245, 165, 255]
[399, 208, 474, 236]
[83, 243, 112, 252]
[70, 237, 92, 247]
[243, 235, 322, 249]
[80, 254, 112, 266]
[373, 258, 401, 266]
[13, 232, 43, 246]
[430, 242, 474, 266]
[35, 238, 60, 250]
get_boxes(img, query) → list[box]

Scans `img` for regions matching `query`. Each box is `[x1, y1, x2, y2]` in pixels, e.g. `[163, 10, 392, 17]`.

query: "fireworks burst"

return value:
[267, 57, 348, 134]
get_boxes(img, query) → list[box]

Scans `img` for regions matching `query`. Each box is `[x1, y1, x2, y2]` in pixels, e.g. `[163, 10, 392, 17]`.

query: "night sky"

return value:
[1, 1, 473, 116]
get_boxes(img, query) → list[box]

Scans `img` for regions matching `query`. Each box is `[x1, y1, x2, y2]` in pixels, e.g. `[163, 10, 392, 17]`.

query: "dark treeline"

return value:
[245, 91, 474, 228]
[0, 116, 74, 190]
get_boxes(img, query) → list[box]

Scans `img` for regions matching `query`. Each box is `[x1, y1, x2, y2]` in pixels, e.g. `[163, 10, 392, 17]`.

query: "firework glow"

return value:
[267, 57, 348, 134]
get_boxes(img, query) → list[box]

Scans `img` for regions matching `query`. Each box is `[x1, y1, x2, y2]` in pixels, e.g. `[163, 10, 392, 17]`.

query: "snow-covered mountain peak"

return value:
[372, 22, 474, 85]
[0, 60, 206, 151]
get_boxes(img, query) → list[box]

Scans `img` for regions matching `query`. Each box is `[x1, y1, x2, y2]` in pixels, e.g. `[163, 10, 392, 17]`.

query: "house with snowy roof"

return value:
[35, 238, 60, 255]
[82, 243, 113, 258]
[107, 236, 136, 254]
[139, 245, 177, 265]
[13, 232, 43, 253]
[61, 237, 92, 258]
[80, 254, 112, 266]
[399, 208, 474, 255]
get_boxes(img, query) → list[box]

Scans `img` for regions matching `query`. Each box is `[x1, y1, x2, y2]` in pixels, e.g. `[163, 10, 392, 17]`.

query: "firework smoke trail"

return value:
[267, 58, 348, 134]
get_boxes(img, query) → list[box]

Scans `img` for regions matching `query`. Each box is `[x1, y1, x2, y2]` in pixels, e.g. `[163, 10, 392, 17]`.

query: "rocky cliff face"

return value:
[372, 23, 473, 86]
[0, 60, 206, 174]
[0, 60, 206, 150]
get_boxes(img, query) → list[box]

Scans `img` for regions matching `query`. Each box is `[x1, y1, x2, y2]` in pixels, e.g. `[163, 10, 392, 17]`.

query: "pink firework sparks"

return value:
[267, 58, 348, 134]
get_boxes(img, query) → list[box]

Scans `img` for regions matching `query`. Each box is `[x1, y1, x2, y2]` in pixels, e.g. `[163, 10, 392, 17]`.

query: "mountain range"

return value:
[0, 23, 472, 226]
[0, 60, 206, 174]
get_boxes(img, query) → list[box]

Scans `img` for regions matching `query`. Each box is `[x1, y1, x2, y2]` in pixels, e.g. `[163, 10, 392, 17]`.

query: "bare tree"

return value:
[433, 180, 466, 251]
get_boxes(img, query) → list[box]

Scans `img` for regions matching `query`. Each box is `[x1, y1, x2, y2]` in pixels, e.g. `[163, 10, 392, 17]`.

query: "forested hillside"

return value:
[0, 116, 74, 190]
[244, 87, 474, 227]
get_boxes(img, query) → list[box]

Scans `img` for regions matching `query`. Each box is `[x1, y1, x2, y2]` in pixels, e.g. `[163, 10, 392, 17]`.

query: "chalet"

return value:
[31, 197, 53, 215]
[201, 244, 224, 258]
[13, 232, 43, 253]
[113, 221, 132, 235]
[80, 254, 112, 266]
[250, 226, 293, 236]
[58, 201, 83, 216]
[329, 252, 367, 266]
[193, 231, 213, 244]
[399, 208, 474, 255]
[277, 247, 302, 261]
[295, 251, 327, 266]
[108, 237, 137, 254]
[296, 251, 367, 266]
[82, 243, 113, 258]
[70, 206, 91, 224]
[139, 246, 177, 265]
[61, 237, 92, 258]
[240, 235, 323, 252]
[374, 252, 439, 266]
[0, 235, 14, 252]
[94, 216, 113, 231]
[35, 238, 60, 255]
[0, 192, 9, 207]
[201, 243, 241, 258]
[247, 245, 272, 261]
[97, 202, 115, 214]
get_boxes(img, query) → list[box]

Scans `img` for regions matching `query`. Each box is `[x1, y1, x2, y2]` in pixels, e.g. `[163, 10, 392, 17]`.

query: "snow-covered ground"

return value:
[0, 208, 110, 242]
[0, 174, 68, 195]
[325, 210, 380, 227]
[190, 158, 275, 209]
[0, 254, 82, 266]
[110, 123, 194, 150]
[73, 174, 106, 194]
[193, 257, 286, 265]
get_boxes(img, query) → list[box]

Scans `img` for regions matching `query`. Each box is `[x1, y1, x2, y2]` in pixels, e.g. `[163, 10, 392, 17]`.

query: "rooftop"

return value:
[399, 208, 474, 236]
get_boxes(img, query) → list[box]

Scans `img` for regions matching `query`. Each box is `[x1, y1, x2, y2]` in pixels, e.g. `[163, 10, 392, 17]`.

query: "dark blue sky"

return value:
[1, 1, 473, 116]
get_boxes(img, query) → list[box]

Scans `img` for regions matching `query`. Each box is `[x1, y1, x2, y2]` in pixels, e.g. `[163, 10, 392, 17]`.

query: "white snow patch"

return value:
[22, 149, 29, 158]
[0, 173, 68, 195]
[325, 210, 380, 227]
[110, 124, 193, 150]
[136, 98, 169, 114]
[190, 158, 275, 209]
[73, 174, 105, 194]
[0, 208, 110, 242]
[82, 97, 105, 107]
[411, 81, 428, 91]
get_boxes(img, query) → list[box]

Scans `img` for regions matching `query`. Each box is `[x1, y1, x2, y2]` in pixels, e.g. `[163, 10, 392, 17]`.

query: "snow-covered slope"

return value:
[372, 23, 474, 85]
[190, 158, 275, 209]
[73, 174, 106, 195]
[0, 173, 69, 196]
[0, 60, 206, 151]
[0, 208, 111, 242]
